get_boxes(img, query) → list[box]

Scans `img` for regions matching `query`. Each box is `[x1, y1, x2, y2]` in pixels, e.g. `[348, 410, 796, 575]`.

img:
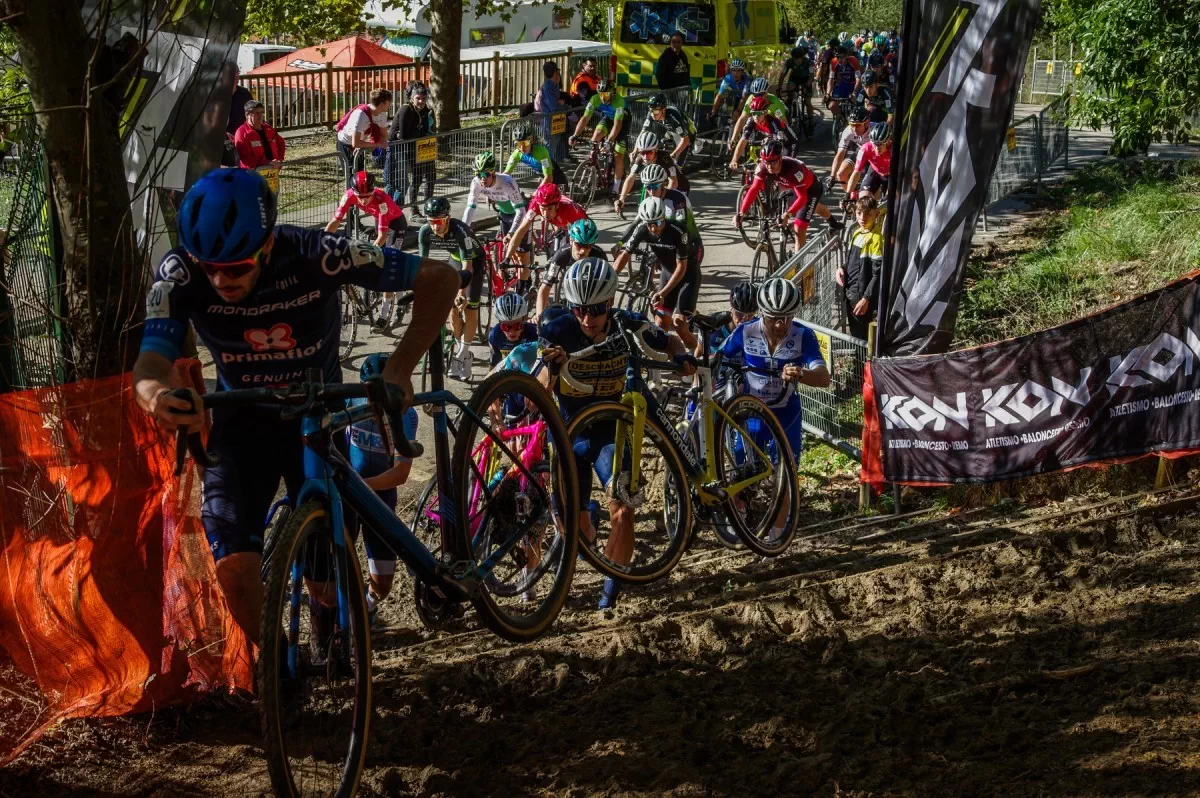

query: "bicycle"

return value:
[744, 201, 797, 282]
[570, 139, 617, 210]
[338, 284, 379, 362]
[707, 116, 734, 181]
[613, 243, 657, 318]
[560, 318, 800, 583]
[733, 146, 777, 250]
[477, 229, 543, 333]
[826, 97, 849, 150]
[169, 297, 579, 797]
[529, 214, 564, 264]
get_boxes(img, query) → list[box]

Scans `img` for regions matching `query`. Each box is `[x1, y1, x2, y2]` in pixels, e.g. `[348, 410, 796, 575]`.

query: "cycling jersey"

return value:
[783, 58, 812, 88]
[331, 188, 405, 228]
[488, 321, 538, 367]
[545, 243, 606, 285]
[657, 187, 699, 240]
[539, 309, 669, 422]
[641, 106, 696, 145]
[141, 226, 421, 389]
[740, 112, 792, 143]
[347, 402, 420, 476]
[463, 172, 527, 226]
[854, 140, 891, 177]
[619, 217, 695, 264]
[830, 56, 861, 100]
[739, 157, 823, 228]
[505, 144, 556, 180]
[741, 93, 789, 121]
[837, 124, 869, 154]
[629, 150, 689, 193]
[417, 218, 484, 262]
[525, 197, 589, 230]
[717, 318, 825, 411]
[583, 92, 628, 124]
[855, 86, 894, 123]
[718, 73, 751, 106]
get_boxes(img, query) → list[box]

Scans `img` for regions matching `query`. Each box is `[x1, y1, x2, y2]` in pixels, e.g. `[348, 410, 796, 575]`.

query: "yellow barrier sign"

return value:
[416, 137, 438, 164]
[1075, 61, 1082, 76]
[551, 113, 566, 135]
[257, 166, 280, 193]
[1046, 61, 1054, 74]
[1006, 127, 1017, 152]
[801, 269, 816, 304]
[814, 331, 831, 371]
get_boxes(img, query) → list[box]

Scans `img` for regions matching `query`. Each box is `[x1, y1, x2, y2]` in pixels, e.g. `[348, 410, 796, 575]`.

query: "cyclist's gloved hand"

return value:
[155, 386, 204, 433]
[542, 344, 567, 371]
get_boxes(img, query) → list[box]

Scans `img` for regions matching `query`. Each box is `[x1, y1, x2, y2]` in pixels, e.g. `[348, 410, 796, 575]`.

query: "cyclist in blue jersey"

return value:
[132, 168, 459, 647]
[709, 59, 751, 120]
[344, 353, 420, 628]
[540, 258, 694, 610]
[715, 278, 830, 460]
[701, 280, 758, 356]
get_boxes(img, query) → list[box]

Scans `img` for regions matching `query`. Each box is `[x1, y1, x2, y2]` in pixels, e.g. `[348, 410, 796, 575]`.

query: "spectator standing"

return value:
[223, 63, 254, 166]
[387, 84, 437, 213]
[655, 33, 691, 91]
[837, 196, 885, 340]
[537, 61, 568, 163]
[233, 100, 286, 170]
[336, 90, 391, 171]
[570, 57, 600, 104]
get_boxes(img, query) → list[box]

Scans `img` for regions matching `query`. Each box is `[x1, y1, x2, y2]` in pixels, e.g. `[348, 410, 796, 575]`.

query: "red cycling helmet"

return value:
[353, 170, 375, 194]
[533, 183, 562, 205]
[760, 139, 785, 161]
[749, 95, 770, 112]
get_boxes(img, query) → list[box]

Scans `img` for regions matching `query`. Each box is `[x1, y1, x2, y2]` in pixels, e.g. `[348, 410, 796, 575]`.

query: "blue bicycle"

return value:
[171, 325, 578, 797]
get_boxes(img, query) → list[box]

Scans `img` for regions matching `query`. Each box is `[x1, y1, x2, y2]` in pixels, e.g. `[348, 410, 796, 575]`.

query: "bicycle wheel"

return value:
[450, 370, 579, 641]
[736, 185, 766, 249]
[409, 477, 468, 631]
[566, 401, 693, 583]
[751, 242, 778, 282]
[571, 162, 598, 209]
[713, 395, 801, 558]
[339, 286, 362, 362]
[259, 499, 371, 798]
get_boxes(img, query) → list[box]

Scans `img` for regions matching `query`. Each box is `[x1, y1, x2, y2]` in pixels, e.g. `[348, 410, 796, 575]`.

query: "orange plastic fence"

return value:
[0, 365, 252, 763]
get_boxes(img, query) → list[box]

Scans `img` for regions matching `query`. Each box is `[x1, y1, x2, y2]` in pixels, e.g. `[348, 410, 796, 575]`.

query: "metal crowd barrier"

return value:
[986, 112, 1043, 206]
[770, 229, 847, 333]
[1027, 60, 1083, 101]
[797, 321, 869, 460]
[275, 152, 350, 229]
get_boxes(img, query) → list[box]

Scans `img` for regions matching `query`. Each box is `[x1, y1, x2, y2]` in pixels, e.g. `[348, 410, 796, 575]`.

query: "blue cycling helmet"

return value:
[360, 352, 389, 381]
[568, 218, 599, 245]
[178, 168, 276, 263]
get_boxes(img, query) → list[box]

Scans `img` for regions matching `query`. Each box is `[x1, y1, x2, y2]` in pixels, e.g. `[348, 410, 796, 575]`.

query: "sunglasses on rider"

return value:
[644, 182, 663, 191]
[499, 320, 526, 333]
[477, 169, 494, 180]
[762, 313, 792, 325]
[197, 249, 262, 279]
[569, 302, 609, 319]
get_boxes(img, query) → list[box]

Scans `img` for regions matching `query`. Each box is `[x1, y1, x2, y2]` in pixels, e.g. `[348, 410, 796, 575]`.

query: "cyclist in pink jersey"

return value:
[502, 183, 590, 263]
[326, 170, 408, 247]
[847, 122, 892, 201]
[734, 140, 841, 251]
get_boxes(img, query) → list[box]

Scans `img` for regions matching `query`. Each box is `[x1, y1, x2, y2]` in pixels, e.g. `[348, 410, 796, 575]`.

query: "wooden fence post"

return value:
[324, 62, 334, 129]
[492, 51, 501, 116]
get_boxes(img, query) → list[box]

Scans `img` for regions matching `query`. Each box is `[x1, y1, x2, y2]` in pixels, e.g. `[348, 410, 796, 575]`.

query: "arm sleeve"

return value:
[612, 97, 627, 121]
[233, 128, 256, 168]
[739, 174, 766, 215]
[854, 144, 872, 173]
[272, 128, 286, 161]
[488, 327, 503, 366]
[859, 253, 881, 302]
[801, 329, 827, 370]
[618, 219, 642, 249]
[332, 191, 355, 223]
[416, 226, 431, 258]
[462, 178, 480, 225]
[504, 149, 520, 174]
[536, 147, 554, 178]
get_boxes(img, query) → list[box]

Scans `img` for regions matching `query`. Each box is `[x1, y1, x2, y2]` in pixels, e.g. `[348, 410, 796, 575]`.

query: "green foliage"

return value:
[0, 26, 32, 127]
[955, 160, 1200, 347]
[1047, 0, 1200, 156]
[245, 0, 369, 44]
[778, 0, 902, 41]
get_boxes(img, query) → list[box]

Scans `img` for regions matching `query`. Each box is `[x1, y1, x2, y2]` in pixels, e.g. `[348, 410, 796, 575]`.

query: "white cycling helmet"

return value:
[729, 58, 746, 71]
[749, 77, 769, 95]
[494, 291, 529, 322]
[637, 196, 666, 223]
[640, 163, 668, 185]
[757, 278, 803, 318]
[562, 257, 618, 305]
[635, 130, 660, 152]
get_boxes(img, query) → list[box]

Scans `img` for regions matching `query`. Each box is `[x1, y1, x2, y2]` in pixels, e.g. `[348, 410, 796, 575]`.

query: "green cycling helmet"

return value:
[568, 218, 599, 245]
[424, 196, 451, 218]
[474, 151, 497, 172]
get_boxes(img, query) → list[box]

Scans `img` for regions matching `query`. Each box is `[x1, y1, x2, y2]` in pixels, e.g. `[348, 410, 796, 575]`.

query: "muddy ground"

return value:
[5, 473, 1200, 797]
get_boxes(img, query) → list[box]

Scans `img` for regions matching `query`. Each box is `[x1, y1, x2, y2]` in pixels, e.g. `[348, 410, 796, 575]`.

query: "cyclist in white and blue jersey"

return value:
[715, 278, 830, 458]
[132, 167, 459, 648]
[708, 59, 751, 120]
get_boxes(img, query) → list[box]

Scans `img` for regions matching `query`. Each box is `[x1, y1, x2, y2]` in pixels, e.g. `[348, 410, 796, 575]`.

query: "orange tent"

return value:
[248, 35, 414, 74]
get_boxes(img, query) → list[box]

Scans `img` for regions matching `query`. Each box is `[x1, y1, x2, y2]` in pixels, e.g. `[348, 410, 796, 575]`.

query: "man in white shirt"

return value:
[336, 89, 392, 170]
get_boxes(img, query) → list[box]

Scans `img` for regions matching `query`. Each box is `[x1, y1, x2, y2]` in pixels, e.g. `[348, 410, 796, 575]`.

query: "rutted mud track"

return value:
[7, 487, 1200, 796]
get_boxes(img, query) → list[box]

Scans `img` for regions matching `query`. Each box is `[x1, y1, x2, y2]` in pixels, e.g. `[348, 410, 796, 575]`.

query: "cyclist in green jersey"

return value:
[569, 79, 628, 194]
[504, 121, 569, 188]
[727, 77, 789, 153]
[418, 196, 487, 380]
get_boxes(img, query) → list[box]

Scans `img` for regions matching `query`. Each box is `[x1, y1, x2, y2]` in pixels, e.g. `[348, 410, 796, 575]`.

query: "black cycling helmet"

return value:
[869, 52, 886, 68]
[648, 92, 667, 108]
[730, 281, 758, 314]
[791, 47, 806, 60]
[804, 29, 813, 37]
[424, 196, 451, 218]
[760, 139, 786, 161]
[869, 121, 892, 144]
[849, 106, 870, 124]
[861, 70, 878, 87]
[827, 36, 840, 49]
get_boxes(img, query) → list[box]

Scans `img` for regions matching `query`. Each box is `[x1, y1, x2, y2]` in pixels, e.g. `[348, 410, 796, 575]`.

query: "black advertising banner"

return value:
[864, 275, 1200, 484]
[878, 0, 1040, 356]
[83, 0, 246, 265]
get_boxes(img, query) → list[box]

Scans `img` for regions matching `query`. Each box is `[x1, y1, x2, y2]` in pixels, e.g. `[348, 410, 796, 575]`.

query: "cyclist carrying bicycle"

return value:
[847, 121, 892, 201]
[829, 106, 871, 189]
[709, 58, 750, 120]
[728, 97, 797, 170]
[539, 258, 695, 610]
[538, 218, 606, 317]
[325, 170, 411, 328]
[344, 353, 421, 628]
[641, 93, 696, 164]
[734, 139, 842, 252]
[418, 196, 488, 380]
[615, 130, 689, 214]
[728, 78, 790, 153]
[503, 182, 590, 265]
[612, 196, 701, 351]
[505, 120, 569, 188]
[569, 79, 629, 195]
[465, 151, 533, 292]
[133, 168, 458, 650]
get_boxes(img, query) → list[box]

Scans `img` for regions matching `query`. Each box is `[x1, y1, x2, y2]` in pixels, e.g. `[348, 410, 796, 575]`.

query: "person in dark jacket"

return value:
[387, 84, 437, 212]
[655, 33, 691, 90]
[837, 196, 884, 339]
[223, 63, 254, 166]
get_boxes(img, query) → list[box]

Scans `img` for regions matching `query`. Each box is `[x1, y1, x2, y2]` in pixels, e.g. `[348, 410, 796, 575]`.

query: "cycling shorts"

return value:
[790, 180, 825, 230]
[464, 254, 487, 307]
[342, 487, 400, 575]
[655, 254, 701, 314]
[831, 82, 855, 100]
[498, 212, 530, 254]
[592, 122, 629, 155]
[732, 400, 803, 463]
[573, 419, 634, 505]
[862, 169, 888, 195]
[202, 405, 346, 562]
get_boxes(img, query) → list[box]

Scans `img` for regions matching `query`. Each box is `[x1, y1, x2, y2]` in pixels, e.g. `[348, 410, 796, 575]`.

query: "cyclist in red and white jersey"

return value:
[847, 122, 893, 201]
[502, 183, 590, 263]
[734, 140, 841, 251]
[326, 170, 410, 327]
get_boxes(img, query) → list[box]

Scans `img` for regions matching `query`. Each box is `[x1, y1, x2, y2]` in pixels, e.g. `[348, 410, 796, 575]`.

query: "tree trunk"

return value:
[1, 0, 146, 380]
[428, 0, 463, 132]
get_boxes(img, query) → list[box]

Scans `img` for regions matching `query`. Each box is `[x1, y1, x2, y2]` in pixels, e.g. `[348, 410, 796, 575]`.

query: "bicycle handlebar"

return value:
[558, 324, 679, 396]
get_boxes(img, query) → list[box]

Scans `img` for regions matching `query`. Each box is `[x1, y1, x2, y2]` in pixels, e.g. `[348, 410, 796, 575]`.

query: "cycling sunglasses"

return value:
[197, 248, 262, 279]
[762, 313, 793, 325]
[476, 169, 494, 180]
[644, 182, 663, 191]
[499, 320, 526, 333]
[569, 302, 609, 319]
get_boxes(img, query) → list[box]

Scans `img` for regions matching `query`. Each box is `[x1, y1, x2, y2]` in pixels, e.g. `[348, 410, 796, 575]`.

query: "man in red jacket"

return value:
[233, 100, 285, 170]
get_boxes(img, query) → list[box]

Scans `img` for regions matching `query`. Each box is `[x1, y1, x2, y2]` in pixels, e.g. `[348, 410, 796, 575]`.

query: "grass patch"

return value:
[955, 159, 1200, 347]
